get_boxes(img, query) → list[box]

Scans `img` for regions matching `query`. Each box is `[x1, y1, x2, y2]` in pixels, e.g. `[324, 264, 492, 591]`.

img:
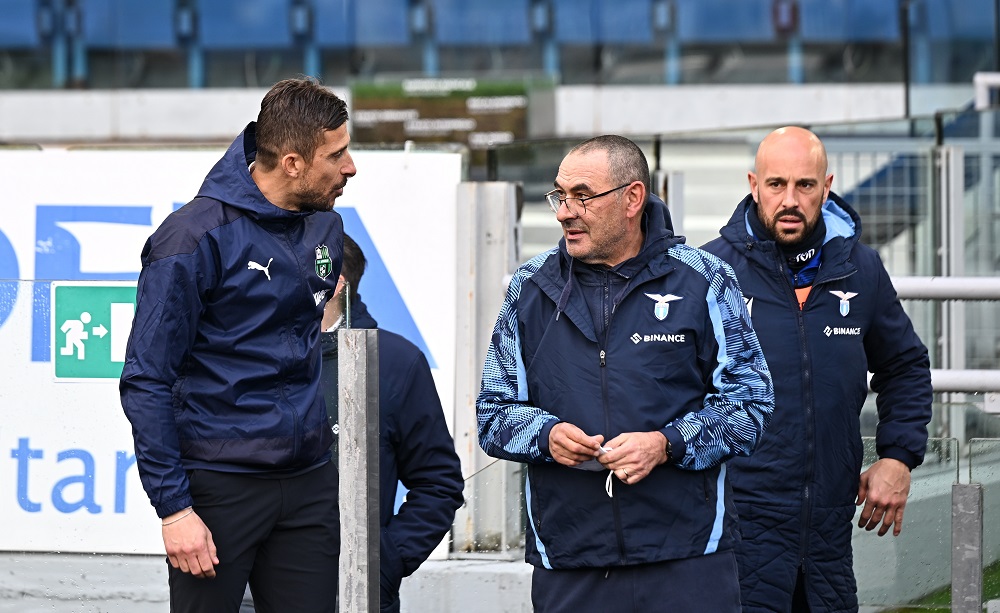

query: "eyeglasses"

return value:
[545, 182, 632, 216]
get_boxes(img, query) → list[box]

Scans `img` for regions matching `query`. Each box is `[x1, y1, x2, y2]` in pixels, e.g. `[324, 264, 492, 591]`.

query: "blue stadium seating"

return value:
[674, 0, 774, 43]
[923, 0, 994, 41]
[79, 0, 176, 49]
[552, 0, 653, 44]
[195, 0, 294, 50]
[800, 0, 900, 42]
[312, 0, 411, 48]
[311, 0, 352, 47]
[430, 0, 531, 46]
[0, 0, 42, 48]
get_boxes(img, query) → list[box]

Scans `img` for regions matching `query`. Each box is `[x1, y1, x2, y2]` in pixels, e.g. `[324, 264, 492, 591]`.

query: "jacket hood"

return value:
[346, 294, 378, 329]
[634, 192, 679, 266]
[196, 122, 316, 223]
[722, 191, 860, 248]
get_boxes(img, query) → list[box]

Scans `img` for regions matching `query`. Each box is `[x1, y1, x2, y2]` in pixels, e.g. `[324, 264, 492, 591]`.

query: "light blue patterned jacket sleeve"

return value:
[666, 245, 775, 471]
[476, 252, 558, 463]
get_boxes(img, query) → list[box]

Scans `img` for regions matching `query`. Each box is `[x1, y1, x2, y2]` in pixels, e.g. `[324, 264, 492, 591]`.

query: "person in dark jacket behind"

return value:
[322, 234, 464, 612]
[241, 234, 465, 613]
[701, 126, 933, 612]
[476, 135, 775, 613]
[120, 78, 356, 613]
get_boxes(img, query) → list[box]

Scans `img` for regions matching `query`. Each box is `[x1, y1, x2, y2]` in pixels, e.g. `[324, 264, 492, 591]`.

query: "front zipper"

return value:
[594, 270, 629, 565]
[790, 264, 856, 563]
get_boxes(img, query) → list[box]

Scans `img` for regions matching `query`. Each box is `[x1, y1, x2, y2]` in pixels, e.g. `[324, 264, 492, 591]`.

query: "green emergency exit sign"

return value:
[51, 282, 137, 380]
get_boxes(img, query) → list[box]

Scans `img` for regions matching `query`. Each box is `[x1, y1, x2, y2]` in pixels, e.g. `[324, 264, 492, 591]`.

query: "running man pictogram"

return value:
[60, 311, 92, 360]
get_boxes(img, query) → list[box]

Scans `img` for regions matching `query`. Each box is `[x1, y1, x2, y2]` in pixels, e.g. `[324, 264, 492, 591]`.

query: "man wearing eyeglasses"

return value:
[476, 134, 774, 612]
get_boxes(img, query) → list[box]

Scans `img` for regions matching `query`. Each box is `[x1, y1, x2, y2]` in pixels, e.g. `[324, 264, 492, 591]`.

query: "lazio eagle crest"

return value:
[829, 291, 858, 317]
[644, 292, 684, 320]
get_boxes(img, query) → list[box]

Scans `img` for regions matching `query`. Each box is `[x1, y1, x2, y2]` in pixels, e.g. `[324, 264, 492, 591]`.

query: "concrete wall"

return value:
[0, 84, 974, 145]
[549, 84, 974, 138]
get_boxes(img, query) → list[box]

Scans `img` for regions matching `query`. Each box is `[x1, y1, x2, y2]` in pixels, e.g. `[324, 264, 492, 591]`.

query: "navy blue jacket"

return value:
[120, 123, 343, 518]
[702, 193, 932, 612]
[321, 299, 464, 612]
[477, 195, 774, 570]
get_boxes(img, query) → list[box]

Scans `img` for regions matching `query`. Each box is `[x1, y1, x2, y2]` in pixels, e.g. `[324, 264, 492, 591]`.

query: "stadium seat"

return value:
[430, 0, 531, 46]
[922, 0, 994, 41]
[195, 0, 294, 50]
[69, 0, 178, 86]
[312, 0, 411, 48]
[674, 0, 774, 43]
[799, 0, 900, 42]
[552, 0, 653, 44]
[78, 0, 176, 49]
[0, 0, 43, 48]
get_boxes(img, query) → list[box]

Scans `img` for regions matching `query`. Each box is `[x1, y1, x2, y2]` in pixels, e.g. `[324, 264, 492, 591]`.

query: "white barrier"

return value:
[0, 146, 463, 554]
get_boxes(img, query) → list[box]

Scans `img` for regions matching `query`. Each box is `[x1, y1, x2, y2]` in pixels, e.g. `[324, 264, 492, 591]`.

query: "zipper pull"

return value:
[600, 350, 606, 367]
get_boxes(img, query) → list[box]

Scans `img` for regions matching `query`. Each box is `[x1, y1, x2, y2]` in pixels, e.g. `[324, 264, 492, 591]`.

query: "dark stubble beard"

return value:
[761, 199, 818, 247]
[296, 181, 342, 213]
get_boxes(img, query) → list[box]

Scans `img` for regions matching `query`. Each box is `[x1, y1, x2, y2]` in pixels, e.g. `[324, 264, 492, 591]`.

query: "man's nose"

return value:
[781, 184, 797, 207]
[555, 201, 577, 223]
[343, 153, 357, 177]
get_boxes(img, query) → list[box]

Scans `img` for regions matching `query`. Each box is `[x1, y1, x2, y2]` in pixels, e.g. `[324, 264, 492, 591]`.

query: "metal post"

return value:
[50, 0, 68, 88]
[979, 106, 996, 277]
[654, 169, 685, 239]
[543, 39, 560, 81]
[453, 182, 522, 555]
[338, 328, 379, 613]
[900, 0, 911, 119]
[665, 38, 680, 85]
[951, 483, 984, 613]
[935, 147, 966, 445]
[995, 0, 1000, 76]
[187, 43, 204, 89]
[787, 35, 803, 84]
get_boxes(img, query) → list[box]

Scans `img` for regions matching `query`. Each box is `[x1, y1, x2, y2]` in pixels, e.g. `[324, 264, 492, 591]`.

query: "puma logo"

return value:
[248, 258, 273, 281]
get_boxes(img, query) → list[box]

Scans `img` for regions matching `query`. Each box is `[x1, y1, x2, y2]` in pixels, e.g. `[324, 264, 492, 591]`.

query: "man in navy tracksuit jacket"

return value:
[702, 127, 932, 612]
[477, 135, 774, 612]
[242, 234, 464, 613]
[121, 79, 356, 613]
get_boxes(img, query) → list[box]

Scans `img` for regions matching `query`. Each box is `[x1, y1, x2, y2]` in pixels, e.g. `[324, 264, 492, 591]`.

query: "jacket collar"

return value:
[531, 194, 682, 339]
[720, 191, 861, 279]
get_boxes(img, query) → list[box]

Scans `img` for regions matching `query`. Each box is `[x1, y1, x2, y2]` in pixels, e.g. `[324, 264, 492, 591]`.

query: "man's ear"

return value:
[625, 181, 645, 219]
[748, 171, 759, 203]
[280, 152, 304, 178]
[334, 274, 347, 296]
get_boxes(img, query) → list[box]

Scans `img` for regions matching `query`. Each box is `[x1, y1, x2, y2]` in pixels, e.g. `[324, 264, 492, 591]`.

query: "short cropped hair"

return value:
[340, 234, 367, 301]
[569, 135, 651, 198]
[255, 77, 349, 171]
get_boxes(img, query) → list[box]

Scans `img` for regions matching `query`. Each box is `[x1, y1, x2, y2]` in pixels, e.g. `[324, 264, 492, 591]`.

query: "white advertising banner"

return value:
[0, 147, 462, 554]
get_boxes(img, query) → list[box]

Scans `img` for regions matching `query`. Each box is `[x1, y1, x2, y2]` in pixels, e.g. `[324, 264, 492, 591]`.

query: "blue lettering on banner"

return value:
[31, 204, 173, 362]
[12, 438, 42, 512]
[10, 437, 137, 514]
[0, 229, 18, 329]
[27, 204, 432, 368]
[52, 449, 102, 514]
[340, 208, 436, 368]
